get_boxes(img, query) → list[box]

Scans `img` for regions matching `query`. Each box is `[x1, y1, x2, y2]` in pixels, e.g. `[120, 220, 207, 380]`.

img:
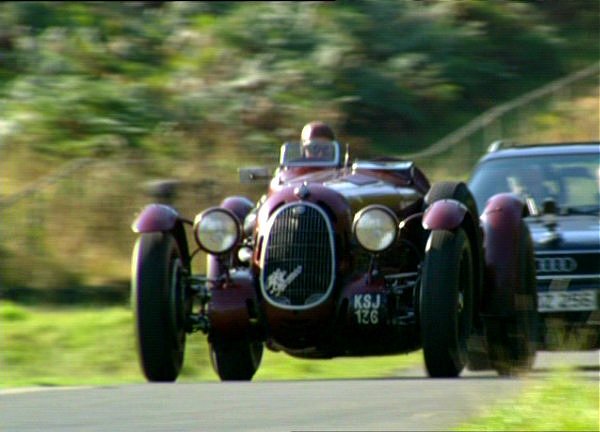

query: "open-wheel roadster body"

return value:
[131, 140, 538, 381]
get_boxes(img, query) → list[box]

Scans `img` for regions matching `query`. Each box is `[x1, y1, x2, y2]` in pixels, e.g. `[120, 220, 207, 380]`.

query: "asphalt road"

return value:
[1, 351, 598, 432]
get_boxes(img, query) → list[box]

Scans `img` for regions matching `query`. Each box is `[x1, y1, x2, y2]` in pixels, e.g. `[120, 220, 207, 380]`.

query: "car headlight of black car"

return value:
[194, 208, 240, 254]
[353, 205, 399, 252]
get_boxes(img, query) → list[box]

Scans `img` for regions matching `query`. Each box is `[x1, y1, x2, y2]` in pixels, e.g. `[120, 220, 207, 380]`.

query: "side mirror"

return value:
[239, 167, 271, 184]
[144, 179, 181, 204]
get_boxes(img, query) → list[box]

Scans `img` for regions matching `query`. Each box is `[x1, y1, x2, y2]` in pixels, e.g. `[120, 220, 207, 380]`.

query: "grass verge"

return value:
[455, 372, 599, 431]
[0, 301, 422, 387]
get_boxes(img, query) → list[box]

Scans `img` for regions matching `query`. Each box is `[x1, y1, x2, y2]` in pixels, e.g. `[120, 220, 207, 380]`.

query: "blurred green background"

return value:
[0, 0, 598, 301]
[0, 3, 598, 426]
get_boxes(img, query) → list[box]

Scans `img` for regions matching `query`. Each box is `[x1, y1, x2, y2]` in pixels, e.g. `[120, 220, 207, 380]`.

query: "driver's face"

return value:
[303, 141, 330, 158]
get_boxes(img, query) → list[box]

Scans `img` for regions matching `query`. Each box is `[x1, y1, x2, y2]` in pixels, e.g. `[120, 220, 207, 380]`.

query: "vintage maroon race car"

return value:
[130, 140, 538, 381]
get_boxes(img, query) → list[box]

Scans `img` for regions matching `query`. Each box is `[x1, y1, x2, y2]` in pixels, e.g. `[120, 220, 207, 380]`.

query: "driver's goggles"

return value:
[303, 142, 330, 153]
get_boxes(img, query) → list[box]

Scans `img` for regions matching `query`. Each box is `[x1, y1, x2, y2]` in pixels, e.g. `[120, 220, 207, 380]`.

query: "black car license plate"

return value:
[538, 289, 597, 312]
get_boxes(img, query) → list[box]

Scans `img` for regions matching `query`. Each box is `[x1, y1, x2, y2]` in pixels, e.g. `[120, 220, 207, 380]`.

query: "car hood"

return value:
[273, 167, 425, 215]
[526, 215, 600, 251]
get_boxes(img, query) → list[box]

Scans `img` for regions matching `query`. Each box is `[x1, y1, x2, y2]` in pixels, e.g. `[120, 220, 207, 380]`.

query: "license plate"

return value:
[353, 293, 383, 325]
[538, 290, 598, 312]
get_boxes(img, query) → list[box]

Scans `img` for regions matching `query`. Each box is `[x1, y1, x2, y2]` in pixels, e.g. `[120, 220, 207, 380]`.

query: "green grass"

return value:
[0, 301, 423, 388]
[455, 373, 599, 431]
[3, 301, 598, 431]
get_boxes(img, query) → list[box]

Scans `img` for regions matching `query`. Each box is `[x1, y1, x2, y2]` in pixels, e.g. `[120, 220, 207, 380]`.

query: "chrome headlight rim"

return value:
[352, 205, 399, 253]
[193, 207, 241, 255]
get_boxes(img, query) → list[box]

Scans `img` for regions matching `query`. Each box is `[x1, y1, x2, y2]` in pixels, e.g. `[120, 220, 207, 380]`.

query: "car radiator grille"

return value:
[260, 202, 335, 309]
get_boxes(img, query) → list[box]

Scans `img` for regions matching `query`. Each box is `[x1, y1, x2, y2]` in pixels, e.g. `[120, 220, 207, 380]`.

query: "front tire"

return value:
[425, 181, 479, 219]
[421, 228, 474, 377]
[210, 339, 263, 381]
[486, 222, 538, 376]
[132, 232, 191, 382]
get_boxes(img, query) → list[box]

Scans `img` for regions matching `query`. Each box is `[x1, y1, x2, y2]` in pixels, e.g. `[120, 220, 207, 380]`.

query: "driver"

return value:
[300, 121, 336, 160]
[513, 165, 550, 205]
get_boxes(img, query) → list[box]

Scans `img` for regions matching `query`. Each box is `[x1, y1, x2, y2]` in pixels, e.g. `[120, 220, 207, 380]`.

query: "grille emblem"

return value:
[535, 257, 577, 273]
[267, 266, 303, 297]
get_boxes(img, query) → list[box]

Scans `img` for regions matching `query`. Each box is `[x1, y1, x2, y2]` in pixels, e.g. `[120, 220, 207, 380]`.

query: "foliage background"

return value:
[0, 1, 597, 162]
[1, 0, 598, 299]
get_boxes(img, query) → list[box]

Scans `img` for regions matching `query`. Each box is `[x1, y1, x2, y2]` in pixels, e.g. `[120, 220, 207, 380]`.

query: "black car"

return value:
[468, 141, 600, 350]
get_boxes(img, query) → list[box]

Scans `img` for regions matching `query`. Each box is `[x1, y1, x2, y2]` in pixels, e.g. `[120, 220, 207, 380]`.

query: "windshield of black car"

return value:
[280, 141, 340, 167]
[468, 152, 600, 215]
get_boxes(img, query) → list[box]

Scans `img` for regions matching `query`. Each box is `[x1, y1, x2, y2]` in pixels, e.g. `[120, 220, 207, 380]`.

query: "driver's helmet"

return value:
[300, 121, 336, 159]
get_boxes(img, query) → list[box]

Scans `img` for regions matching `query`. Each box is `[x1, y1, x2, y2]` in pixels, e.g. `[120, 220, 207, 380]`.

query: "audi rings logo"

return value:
[535, 256, 578, 273]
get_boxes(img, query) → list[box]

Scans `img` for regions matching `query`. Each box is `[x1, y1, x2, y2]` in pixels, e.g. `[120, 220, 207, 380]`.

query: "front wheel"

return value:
[486, 222, 538, 376]
[131, 232, 191, 382]
[421, 228, 474, 378]
[210, 339, 263, 381]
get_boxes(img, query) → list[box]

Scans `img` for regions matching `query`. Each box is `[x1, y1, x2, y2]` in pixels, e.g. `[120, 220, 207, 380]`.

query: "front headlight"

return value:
[194, 208, 240, 254]
[353, 205, 398, 252]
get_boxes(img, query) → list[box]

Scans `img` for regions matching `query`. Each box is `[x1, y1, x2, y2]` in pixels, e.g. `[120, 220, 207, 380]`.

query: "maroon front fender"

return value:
[208, 270, 258, 340]
[131, 204, 179, 233]
[220, 196, 254, 221]
[422, 199, 468, 230]
[481, 193, 526, 315]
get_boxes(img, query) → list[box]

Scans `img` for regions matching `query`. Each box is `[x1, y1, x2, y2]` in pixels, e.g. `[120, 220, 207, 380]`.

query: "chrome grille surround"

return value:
[259, 202, 335, 310]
